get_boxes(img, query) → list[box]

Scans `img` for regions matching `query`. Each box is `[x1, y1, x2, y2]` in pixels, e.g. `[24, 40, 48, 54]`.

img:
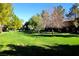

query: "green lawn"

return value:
[0, 31, 79, 55]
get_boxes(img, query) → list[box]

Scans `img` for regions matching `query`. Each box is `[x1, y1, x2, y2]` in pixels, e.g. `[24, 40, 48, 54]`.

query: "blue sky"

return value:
[12, 3, 73, 22]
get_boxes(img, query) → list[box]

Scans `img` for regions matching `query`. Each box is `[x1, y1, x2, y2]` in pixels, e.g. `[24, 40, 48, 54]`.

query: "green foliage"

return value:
[67, 3, 79, 28]
[57, 5, 65, 15]
[9, 14, 23, 30]
[28, 14, 42, 32]
[0, 3, 13, 32]
[73, 20, 79, 28]
[0, 3, 23, 32]
[72, 3, 79, 16]
[0, 3, 12, 25]
[67, 3, 79, 18]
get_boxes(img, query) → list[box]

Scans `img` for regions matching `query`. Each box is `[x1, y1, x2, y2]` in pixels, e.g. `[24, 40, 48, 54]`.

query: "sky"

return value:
[12, 3, 73, 23]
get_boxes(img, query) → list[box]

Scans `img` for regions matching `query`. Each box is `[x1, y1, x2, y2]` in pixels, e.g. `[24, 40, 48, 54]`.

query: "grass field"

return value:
[0, 31, 79, 56]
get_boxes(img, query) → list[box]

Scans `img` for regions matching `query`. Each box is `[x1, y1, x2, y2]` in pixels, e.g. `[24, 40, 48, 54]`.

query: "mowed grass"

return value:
[0, 31, 79, 51]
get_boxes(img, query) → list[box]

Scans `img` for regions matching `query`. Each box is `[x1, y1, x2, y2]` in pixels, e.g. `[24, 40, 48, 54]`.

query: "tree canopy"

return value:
[0, 3, 23, 32]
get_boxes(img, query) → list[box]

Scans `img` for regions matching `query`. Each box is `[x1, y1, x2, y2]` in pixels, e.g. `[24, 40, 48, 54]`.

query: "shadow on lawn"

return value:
[0, 44, 79, 56]
[20, 32, 79, 37]
[31, 34, 79, 37]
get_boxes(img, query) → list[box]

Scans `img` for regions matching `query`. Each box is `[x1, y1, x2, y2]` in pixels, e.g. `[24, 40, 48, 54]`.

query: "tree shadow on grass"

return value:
[31, 34, 79, 37]
[19, 31, 79, 37]
[0, 44, 79, 56]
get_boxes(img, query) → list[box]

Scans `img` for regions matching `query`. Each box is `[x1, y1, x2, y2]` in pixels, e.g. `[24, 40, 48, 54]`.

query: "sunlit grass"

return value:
[0, 31, 79, 51]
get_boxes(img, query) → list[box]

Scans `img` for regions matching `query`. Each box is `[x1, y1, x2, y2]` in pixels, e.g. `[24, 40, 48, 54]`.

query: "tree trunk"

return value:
[52, 29, 54, 35]
[58, 28, 61, 32]
[0, 25, 3, 33]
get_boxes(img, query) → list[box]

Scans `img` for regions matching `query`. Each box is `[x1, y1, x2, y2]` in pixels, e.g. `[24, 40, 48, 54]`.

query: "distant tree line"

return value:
[1, 3, 79, 34]
[0, 3, 23, 33]
[22, 3, 79, 34]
